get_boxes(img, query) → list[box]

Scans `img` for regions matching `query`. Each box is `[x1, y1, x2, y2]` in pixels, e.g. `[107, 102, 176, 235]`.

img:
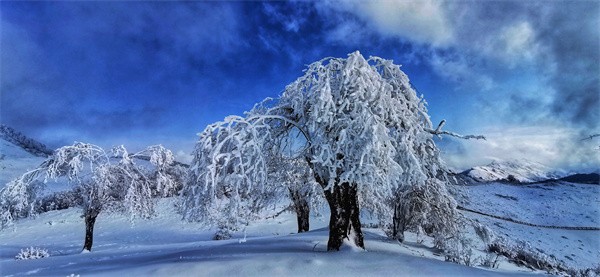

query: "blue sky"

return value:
[1, 1, 598, 171]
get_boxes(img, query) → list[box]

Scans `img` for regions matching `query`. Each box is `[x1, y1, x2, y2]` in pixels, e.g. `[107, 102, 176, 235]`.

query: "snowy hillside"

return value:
[0, 125, 53, 187]
[0, 198, 540, 277]
[455, 181, 600, 270]
[0, 125, 53, 158]
[462, 159, 561, 183]
[1, 173, 598, 275]
[0, 139, 46, 187]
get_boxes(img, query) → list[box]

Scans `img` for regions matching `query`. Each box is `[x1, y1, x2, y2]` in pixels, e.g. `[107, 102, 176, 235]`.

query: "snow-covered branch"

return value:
[426, 120, 486, 140]
[581, 134, 600, 141]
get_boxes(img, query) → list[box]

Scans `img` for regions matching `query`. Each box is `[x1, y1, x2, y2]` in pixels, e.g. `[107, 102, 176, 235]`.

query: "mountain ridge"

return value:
[0, 124, 53, 157]
[460, 159, 562, 183]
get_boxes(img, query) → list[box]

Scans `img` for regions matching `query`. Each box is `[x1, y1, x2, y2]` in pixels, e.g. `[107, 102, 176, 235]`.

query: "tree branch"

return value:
[581, 134, 600, 141]
[425, 120, 486, 140]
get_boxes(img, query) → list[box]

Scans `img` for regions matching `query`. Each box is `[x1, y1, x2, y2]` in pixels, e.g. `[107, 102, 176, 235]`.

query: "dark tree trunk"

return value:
[295, 199, 310, 233]
[83, 208, 100, 252]
[392, 203, 405, 242]
[323, 183, 364, 251]
[306, 157, 364, 251]
[289, 188, 310, 233]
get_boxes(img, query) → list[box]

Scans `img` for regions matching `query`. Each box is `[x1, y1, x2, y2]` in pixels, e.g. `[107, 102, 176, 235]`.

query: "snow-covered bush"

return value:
[183, 51, 477, 251]
[574, 264, 600, 277]
[213, 223, 234, 240]
[389, 178, 462, 249]
[479, 253, 501, 269]
[488, 237, 564, 273]
[442, 235, 476, 266]
[15, 247, 50, 260]
[473, 222, 495, 244]
[0, 177, 45, 228]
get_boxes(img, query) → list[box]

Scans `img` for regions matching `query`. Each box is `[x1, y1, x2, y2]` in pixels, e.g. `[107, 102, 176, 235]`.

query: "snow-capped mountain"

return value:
[0, 125, 51, 186]
[461, 159, 562, 183]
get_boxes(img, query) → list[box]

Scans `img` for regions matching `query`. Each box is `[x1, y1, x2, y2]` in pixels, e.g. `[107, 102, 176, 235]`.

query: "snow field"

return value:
[1, 198, 542, 277]
[457, 182, 600, 270]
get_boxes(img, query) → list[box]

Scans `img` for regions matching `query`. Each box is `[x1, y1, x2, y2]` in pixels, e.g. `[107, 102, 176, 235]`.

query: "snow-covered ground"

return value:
[1, 199, 542, 277]
[1, 138, 597, 276]
[456, 181, 600, 270]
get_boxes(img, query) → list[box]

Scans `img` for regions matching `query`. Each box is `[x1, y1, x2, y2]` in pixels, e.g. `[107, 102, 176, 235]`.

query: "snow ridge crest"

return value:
[463, 158, 561, 183]
[0, 125, 53, 158]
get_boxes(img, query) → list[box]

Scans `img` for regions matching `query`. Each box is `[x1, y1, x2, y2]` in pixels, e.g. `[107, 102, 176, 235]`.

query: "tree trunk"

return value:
[392, 203, 405, 242]
[323, 183, 365, 251]
[295, 199, 310, 233]
[83, 208, 100, 252]
[289, 188, 310, 233]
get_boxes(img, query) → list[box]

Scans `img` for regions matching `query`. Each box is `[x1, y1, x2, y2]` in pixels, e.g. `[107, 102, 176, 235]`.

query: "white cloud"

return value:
[325, 0, 454, 46]
[502, 22, 536, 56]
[440, 125, 600, 172]
[473, 21, 542, 67]
[175, 150, 193, 164]
[357, 0, 453, 46]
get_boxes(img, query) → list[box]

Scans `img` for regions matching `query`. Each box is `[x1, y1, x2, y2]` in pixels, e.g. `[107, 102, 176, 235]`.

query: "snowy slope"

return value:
[462, 159, 561, 183]
[0, 199, 541, 277]
[0, 139, 46, 187]
[455, 181, 600, 270]
[0, 125, 52, 187]
[0, 125, 52, 158]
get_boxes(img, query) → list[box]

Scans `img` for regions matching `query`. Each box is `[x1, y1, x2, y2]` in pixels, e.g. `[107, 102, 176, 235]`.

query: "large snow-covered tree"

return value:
[183, 52, 474, 251]
[0, 143, 181, 251]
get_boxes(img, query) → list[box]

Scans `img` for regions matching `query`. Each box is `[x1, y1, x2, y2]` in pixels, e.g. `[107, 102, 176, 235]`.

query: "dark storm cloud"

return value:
[0, 1, 243, 148]
[450, 1, 599, 128]
[537, 2, 599, 128]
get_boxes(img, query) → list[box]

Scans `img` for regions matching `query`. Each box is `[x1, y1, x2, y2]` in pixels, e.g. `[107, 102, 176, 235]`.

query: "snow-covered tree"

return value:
[182, 114, 285, 238]
[183, 51, 475, 251]
[0, 172, 45, 229]
[270, 154, 321, 233]
[0, 142, 181, 251]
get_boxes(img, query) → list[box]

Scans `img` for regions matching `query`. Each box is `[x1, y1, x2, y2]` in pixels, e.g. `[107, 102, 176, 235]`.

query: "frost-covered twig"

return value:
[581, 134, 600, 141]
[426, 120, 486, 140]
[264, 205, 292, 219]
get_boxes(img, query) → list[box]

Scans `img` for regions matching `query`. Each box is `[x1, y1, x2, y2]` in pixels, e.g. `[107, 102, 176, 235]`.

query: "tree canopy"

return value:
[183, 51, 463, 250]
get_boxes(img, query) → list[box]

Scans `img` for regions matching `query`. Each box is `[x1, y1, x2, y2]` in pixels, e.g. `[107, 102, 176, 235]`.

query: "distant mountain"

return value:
[560, 173, 600, 184]
[0, 124, 53, 157]
[461, 159, 561, 183]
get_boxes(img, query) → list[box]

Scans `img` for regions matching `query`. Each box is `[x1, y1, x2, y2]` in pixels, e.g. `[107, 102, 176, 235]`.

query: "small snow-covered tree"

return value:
[182, 115, 286, 238]
[183, 52, 477, 251]
[270, 154, 321, 233]
[0, 173, 45, 229]
[0, 142, 181, 251]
